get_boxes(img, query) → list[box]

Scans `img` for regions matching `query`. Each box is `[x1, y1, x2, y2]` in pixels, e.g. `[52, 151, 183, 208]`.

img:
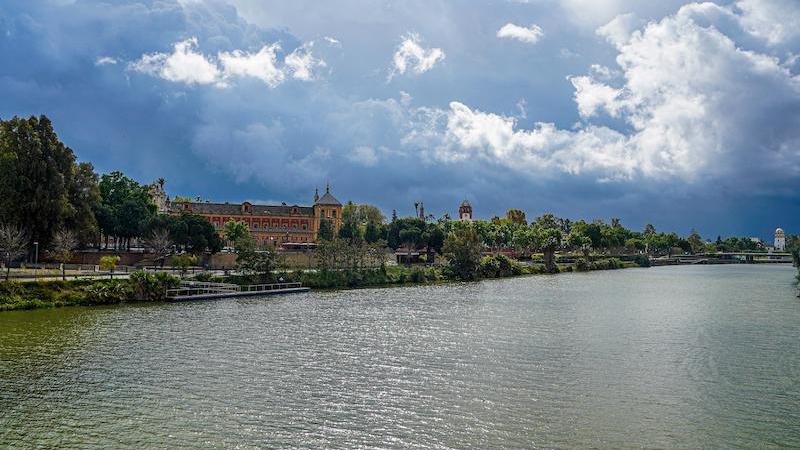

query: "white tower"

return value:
[774, 228, 786, 251]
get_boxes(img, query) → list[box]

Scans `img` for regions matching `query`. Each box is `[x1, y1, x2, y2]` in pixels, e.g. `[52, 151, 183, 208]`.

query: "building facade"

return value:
[167, 186, 342, 245]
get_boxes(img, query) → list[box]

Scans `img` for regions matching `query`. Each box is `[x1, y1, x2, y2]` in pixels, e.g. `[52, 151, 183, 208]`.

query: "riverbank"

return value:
[0, 257, 643, 311]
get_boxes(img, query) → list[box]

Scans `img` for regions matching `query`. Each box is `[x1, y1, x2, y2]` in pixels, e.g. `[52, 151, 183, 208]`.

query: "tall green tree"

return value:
[443, 227, 484, 280]
[0, 115, 99, 252]
[317, 218, 334, 241]
[97, 171, 155, 249]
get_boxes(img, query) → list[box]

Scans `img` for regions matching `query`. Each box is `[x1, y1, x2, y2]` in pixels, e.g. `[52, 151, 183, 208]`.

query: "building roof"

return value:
[775, 227, 785, 235]
[316, 191, 341, 206]
[169, 201, 314, 216]
[460, 199, 471, 208]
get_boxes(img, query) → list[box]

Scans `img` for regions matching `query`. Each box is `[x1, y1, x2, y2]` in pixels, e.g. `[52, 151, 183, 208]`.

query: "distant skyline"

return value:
[1, 0, 799, 240]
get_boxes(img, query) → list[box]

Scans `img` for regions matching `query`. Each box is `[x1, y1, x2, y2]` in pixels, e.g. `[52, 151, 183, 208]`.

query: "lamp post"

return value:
[33, 241, 39, 280]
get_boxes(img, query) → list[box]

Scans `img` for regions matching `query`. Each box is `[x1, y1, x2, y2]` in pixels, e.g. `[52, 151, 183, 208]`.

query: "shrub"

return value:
[633, 254, 651, 267]
[85, 281, 131, 304]
[575, 259, 589, 272]
[479, 254, 525, 278]
[129, 271, 179, 302]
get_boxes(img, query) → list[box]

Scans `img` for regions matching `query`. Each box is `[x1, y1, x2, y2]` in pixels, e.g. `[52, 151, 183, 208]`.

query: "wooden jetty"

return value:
[166, 281, 309, 301]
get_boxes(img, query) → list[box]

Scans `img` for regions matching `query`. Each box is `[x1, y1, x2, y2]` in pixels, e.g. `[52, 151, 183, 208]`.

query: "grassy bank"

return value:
[0, 272, 178, 311]
[0, 257, 642, 311]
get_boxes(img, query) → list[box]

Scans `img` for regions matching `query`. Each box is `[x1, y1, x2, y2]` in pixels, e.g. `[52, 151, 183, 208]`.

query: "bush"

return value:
[478, 254, 525, 279]
[129, 270, 179, 302]
[575, 259, 589, 272]
[633, 254, 651, 267]
[85, 281, 132, 304]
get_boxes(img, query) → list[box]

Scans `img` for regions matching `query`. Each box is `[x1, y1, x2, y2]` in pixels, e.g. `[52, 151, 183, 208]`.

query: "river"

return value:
[1, 265, 799, 448]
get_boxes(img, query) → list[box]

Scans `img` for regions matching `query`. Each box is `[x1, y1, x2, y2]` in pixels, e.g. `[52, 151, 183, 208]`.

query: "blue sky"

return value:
[2, 0, 799, 239]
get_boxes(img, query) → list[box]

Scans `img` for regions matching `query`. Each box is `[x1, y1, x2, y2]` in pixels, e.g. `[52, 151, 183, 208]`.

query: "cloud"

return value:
[323, 36, 341, 46]
[131, 37, 324, 88]
[736, 0, 800, 45]
[496, 23, 544, 44]
[389, 33, 445, 80]
[413, 2, 800, 187]
[130, 37, 222, 86]
[348, 146, 379, 166]
[219, 44, 284, 87]
[285, 43, 326, 81]
[95, 56, 118, 66]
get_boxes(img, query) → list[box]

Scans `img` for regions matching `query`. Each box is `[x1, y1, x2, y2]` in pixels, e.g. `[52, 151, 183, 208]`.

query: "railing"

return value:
[239, 282, 303, 293]
[166, 281, 303, 298]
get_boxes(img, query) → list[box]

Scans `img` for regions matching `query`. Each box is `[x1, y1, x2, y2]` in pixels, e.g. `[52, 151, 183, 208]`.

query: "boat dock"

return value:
[166, 281, 309, 301]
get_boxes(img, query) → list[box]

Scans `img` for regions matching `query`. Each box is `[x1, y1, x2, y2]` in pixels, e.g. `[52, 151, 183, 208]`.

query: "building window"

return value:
[302, 223, 307, 231]
[282, 224, 287, 231]
[332, 210, 337, 218]
[320, 209, 325, 217]
[213, 222, 219, 229]
[292, 224, 297, 231]
[253, 223, 259, 230]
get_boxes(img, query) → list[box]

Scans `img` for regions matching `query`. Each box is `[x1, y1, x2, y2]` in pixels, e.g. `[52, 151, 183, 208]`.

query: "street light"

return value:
[33, 241, 39, 265]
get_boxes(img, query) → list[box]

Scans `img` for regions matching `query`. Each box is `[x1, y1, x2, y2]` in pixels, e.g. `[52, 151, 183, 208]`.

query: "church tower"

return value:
[775, 228, 786, 251]
[459, 199, 473, 222]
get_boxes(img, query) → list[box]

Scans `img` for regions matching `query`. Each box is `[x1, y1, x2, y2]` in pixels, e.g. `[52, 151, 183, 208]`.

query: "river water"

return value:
[1, 265, 799, 449]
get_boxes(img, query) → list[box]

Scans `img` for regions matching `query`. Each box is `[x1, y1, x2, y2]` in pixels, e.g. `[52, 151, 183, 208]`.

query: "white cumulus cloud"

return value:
[389, 33, 445, 80]
[496, 23, 544, 44]
[130, 37, 221, 85]
[407, 2, 800, 188]
[219, 44, 284, 87]
[131, 37, 325, 88]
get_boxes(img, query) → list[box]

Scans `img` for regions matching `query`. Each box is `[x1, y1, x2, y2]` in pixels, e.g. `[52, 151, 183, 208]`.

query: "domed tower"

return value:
[774, 227, 786, 251]
[459, 199, 473, 222]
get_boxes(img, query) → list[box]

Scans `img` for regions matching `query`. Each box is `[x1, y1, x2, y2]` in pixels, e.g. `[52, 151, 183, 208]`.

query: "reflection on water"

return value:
[1, 265, 799, 448]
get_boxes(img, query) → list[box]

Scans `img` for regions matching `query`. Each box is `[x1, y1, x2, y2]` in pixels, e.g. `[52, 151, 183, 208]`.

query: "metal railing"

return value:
[166, 281, 303, 298]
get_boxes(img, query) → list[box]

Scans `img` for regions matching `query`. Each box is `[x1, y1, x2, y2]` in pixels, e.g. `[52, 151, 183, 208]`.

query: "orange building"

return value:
[168, 186, 342, 245]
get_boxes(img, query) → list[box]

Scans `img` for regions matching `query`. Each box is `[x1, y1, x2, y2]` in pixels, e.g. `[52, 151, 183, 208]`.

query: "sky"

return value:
[1, 0, 799, 240]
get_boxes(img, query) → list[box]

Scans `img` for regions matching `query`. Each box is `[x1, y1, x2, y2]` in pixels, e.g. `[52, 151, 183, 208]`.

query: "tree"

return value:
[0, 115, 99, 253]
[687, 229, 705, 254]
[170, 254, 197, 278]
[317, 218, 334, 241]
[223, 220, 250, 245]
[443, 227, 483, 280]
[568, 230, 592, 264]
[536, 227, 562, 272]
[97, 171, 156, 249]
[0, 224, 27, 280]
[143, 228, 174, 267]
[505, 209, 527, 225]
[99, 255, 120, 279]
[50, 228, 78, 280]
[236, 237, 282, 283]
[399, 227, 422, 263]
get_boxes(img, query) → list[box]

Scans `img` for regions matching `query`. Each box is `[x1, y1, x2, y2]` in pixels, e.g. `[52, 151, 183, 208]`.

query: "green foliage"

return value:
[317, 218, 334, 241]
[170, 254, 198, 275]
[148, 213, 223, 255]
[479, 254, 526, 278]
[85, 280, 132, 304]
[443, 227, 483, 280]
[505, 208, 527, 225]
[97, 171, 156, 248]
[99, 255, 120, 272]
[235, 238, 282, 283]
[0, 115, 100, 249]
[223, 220, 250, 245]
[129, 270, 179, 301]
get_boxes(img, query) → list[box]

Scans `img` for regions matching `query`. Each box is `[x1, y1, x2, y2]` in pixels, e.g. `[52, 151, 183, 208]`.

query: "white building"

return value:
[774, 227, 786, 251]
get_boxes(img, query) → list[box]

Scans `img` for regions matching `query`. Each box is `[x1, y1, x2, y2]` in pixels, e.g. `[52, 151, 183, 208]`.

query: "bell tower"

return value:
[459, 199, 472, 222]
